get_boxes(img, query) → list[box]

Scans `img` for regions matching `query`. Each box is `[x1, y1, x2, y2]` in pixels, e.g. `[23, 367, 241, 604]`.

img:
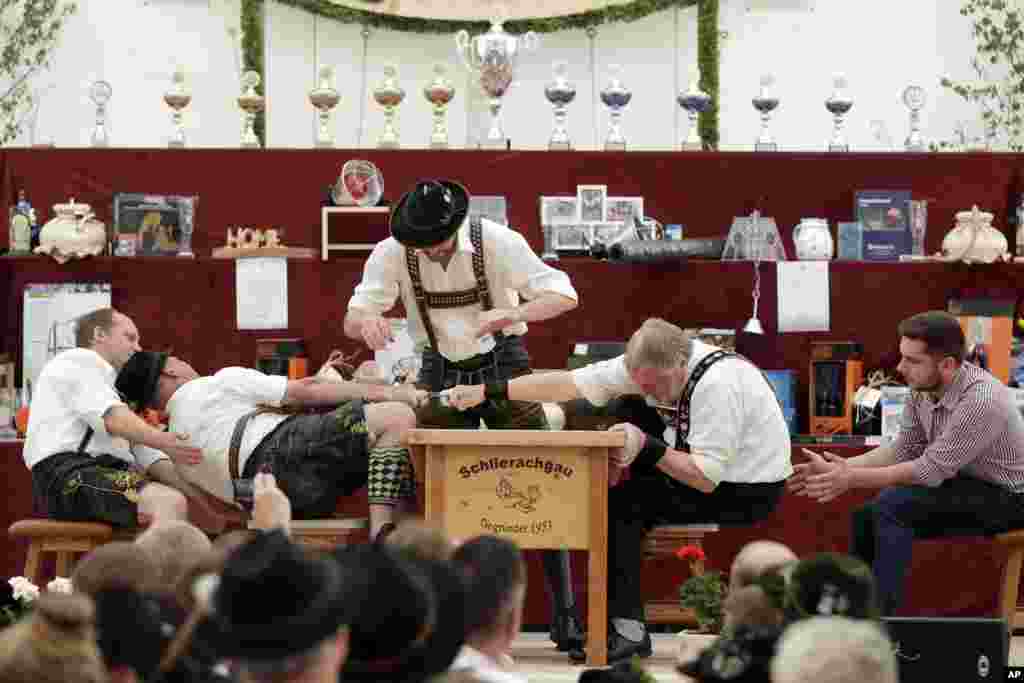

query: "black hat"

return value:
[115, 351, 168, 411]
[784, 552, 880, 621]
[338, 544, 466, 683]
[209, 529, 355, 661]
[389, 179, 469, 248]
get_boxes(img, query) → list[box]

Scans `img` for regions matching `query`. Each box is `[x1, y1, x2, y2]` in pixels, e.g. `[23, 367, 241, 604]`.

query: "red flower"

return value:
[675, 545, 706, 562]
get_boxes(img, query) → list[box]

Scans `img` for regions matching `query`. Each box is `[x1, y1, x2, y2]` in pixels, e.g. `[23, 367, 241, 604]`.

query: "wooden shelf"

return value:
[321, 206, 390, 260]
[211, 246, 316, 259]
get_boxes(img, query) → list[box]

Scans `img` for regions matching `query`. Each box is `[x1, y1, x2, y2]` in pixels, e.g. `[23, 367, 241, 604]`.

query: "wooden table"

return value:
[407, 428, 625, 667]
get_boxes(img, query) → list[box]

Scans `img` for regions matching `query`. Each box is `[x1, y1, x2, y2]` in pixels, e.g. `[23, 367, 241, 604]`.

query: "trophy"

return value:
[600, 64, 632, 151]
[177, 196, 196, 258]
[752, 73, 779, 151]
[309, 65, 341, 148]
[238, 70, 265, 148]
[455, 8, 539, 149]
[902, 85, 927, 152]
[909, 199, 928, 256]
[542, 224, 559, 261]
[163, 66, 192, 148]
[677, 68, 711, 151]
[544, 61, 576, 151]
[423, 63, 455, 149]
[373, 64, 405, 149]
[89, 80, 112, 147]
[825, 73, 853, 152]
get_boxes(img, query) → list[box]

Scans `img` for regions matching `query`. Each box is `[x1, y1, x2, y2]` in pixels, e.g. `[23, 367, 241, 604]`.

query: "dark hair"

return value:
[897, 310, 965, 362]
[75, 308, 117, 349]
[451, 535, 525, 636]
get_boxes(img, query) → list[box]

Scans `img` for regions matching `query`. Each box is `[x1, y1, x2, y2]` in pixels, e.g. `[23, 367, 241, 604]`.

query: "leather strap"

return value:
[228, 409, 269, 480]
[77, 427, 94, 456]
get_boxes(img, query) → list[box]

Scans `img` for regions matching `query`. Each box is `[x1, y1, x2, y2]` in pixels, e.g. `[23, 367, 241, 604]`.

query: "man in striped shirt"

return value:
[789, 310, 1024, 614]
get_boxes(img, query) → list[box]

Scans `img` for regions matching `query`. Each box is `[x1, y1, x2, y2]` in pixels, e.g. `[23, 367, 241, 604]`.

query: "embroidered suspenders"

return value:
[405, 216, 498, 351]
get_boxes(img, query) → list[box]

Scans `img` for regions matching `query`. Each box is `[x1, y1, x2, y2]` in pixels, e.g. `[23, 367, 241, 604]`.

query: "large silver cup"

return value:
[455, 12, 538, 149]
[545, 61, 575, 150]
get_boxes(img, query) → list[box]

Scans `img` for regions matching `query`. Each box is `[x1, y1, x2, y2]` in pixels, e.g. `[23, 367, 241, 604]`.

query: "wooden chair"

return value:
[996, 529, 1024, 631]
[644, 523, 720, 624]
[8, 519, 115, 584]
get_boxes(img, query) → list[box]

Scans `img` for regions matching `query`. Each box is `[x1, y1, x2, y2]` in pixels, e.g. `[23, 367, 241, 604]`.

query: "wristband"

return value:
[633, 436, 668, 469]
[485, 380, 509, 400]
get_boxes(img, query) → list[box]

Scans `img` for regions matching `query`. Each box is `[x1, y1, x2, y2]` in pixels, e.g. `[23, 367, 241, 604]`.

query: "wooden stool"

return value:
[8, 519, 115, 584]
[248, 517, 369, 551]
[996, 529, 1024, 631]
[643, 523, 720, 624]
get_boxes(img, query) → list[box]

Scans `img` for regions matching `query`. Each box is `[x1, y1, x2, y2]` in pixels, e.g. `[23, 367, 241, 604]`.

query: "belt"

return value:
[228, 409, 271, 480]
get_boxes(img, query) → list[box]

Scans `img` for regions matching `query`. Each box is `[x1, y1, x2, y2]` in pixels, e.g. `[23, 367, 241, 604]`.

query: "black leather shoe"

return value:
[568, 630, 652, 664]
[550, 610, 586, 652]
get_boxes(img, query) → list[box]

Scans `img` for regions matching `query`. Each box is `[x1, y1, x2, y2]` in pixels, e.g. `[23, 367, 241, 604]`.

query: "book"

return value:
[854, 190, 911, 261]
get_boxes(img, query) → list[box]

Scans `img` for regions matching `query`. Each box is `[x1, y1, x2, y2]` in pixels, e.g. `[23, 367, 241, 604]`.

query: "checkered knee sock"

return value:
[367, 446, 415, 506]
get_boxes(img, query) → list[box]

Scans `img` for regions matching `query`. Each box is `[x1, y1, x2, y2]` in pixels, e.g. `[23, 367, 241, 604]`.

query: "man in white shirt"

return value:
[344, 179, 584, 650]
[450, 318, 792, 663]
[115, 350, 427, 539]
[25, 308, 204, 530]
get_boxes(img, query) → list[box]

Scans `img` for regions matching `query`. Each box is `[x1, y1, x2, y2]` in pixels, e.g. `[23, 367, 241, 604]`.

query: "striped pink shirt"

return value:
[893, 362, 1024, 492]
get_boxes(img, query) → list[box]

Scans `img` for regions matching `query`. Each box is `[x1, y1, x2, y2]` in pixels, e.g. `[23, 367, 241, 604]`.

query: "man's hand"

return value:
[800, 450, 853, 503]
[391, 384, 429, 409]
[608, 423, 646, 467]
[359, 316, 395, 350]
[476, 308, 521, 338]
[448, 384, 487, 411]
[159, 432, 203, 466]
[786, 448, 835, 495]
[252, 472, 292, 533]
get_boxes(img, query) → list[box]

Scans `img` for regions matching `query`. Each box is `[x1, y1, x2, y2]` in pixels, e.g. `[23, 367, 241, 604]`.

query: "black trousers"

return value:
[601, 396, 785, 621]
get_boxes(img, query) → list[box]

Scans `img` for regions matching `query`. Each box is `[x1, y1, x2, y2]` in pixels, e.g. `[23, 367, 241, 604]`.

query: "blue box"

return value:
[855, 190, 911, 261]
[837, 222, 863, 260]
[764, 370, 798, 434]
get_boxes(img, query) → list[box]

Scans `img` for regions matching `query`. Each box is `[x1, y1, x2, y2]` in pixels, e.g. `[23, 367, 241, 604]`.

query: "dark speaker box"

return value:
[882, 616, 1008, 683]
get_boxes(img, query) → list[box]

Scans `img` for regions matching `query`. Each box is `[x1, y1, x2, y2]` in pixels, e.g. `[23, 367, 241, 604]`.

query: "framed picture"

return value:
[539, 196, 579, 225]
[553, 224, 591, 252]
[592, 222, 633, 246]
[605, 196, 644, 225]
[112, 193, 198, 256]
[576, 185, 607, 222]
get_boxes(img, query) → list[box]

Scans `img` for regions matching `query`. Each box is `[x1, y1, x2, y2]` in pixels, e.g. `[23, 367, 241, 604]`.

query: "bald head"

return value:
[729, 540, 797, 592]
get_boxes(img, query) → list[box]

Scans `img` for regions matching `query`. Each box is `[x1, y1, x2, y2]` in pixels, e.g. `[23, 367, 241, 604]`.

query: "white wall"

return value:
[10, 0, 985, 151]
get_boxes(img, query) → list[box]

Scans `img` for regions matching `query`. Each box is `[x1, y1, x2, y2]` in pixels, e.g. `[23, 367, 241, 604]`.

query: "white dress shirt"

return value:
[23, 348, 166, 470]
[166, 367, 289, 503]
[348, 217, 578, 362]
[571, 340, 793, 485]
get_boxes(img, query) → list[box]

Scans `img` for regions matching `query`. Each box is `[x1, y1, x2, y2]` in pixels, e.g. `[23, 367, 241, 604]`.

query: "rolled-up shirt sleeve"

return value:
[57, 357, 124, 437]
[912, 383, 1005, 486]
[497, 229, 578, 302]
[571, 356, 640, 407]
[684, 376, 740, 487]
[133, 444, 169, 470]
[347, 240, 403, 316]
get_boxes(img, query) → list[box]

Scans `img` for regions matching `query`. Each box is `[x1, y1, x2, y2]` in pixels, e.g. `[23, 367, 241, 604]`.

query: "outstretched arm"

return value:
[449, 371, 581, 410]
[282, 376, 426, 408]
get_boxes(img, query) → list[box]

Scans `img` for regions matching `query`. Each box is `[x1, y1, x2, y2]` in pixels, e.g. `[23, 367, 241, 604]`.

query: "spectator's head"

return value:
[771, 616, 898, 683]
[784, 553, 880, 622]
[729, 540, 798, 593]
[722, 540, 797, 631]
[134, 520, 212, 592]
[451, 535, 526, 655]
[385, 519, 456, 562]
[0, 592, 106, 683]
[92, 587, 172, 683]
[76, 308, 140, 370]
[72, 541, 161, 596]
[624, 318, 695, 403]
[207, 530, 356, 683]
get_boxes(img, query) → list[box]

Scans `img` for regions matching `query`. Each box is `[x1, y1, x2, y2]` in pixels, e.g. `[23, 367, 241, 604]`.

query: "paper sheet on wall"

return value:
[235, 257, 288, 330]
[777, 261, 830, 333]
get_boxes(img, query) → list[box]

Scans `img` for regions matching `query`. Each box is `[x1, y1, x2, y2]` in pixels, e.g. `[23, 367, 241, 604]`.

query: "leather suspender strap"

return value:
[228, 409, 268, 480]
[405, 246, 440, 351]
[469, 216, 504, 341]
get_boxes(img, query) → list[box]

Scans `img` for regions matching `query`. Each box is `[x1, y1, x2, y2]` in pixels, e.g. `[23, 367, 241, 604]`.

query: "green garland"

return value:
[243, 0, 719, 148]
[241, 0, 266, 146]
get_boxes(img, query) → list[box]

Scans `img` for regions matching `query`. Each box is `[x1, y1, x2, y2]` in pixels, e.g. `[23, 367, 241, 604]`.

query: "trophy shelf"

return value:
[321, 206, 390, 261]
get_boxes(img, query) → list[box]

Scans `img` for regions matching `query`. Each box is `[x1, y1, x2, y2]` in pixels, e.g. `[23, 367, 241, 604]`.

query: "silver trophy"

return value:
[374, 64, 405, 149]
[163, 67, 191, 148]
[600, 64, 632, 151]
[909, 199, 928, 256]
[309, 65, 341, 148]
[455, 9, 539, 150]
[902, 85, 927, 152]
[238, 70, 265, 148]
[677, 69, 711, 151]
[89, 80, 112, 147]
[177, 196, 196, 258]
[752, 73, 779, 151]
[423, 63, 455, 149]
[544, 61, 576, 151]
[825, 73, 853, 152]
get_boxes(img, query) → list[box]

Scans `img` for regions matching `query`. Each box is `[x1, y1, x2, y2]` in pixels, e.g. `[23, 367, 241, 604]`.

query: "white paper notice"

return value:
[236, 257, 288, 330]
[777, 261, 830, 333]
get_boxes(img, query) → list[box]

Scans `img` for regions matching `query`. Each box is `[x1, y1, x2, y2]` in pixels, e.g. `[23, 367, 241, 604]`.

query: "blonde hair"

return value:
[772, 616, 897, 683]
[135, 520, 213, 591]
[0, 593, 106, 683]
[624, 318, 693, 372]
[386, 519, 456, 562]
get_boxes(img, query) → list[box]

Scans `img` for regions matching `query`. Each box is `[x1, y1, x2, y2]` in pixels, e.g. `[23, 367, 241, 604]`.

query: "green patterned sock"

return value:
[367, 445, 415, 506]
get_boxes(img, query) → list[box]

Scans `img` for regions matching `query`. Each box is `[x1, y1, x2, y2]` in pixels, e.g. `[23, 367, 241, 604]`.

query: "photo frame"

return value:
[539, 196, 579, 225]
[552, 224, 592, 252]
[591, 222, 634, 246]
[605, 196, 644, 225]
[576, 185, 607, 223]
[112, 193, 198, 256]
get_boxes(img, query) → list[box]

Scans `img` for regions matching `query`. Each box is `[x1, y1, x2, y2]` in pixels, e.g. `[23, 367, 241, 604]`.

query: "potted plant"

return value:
[676, 544, 726, 634]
